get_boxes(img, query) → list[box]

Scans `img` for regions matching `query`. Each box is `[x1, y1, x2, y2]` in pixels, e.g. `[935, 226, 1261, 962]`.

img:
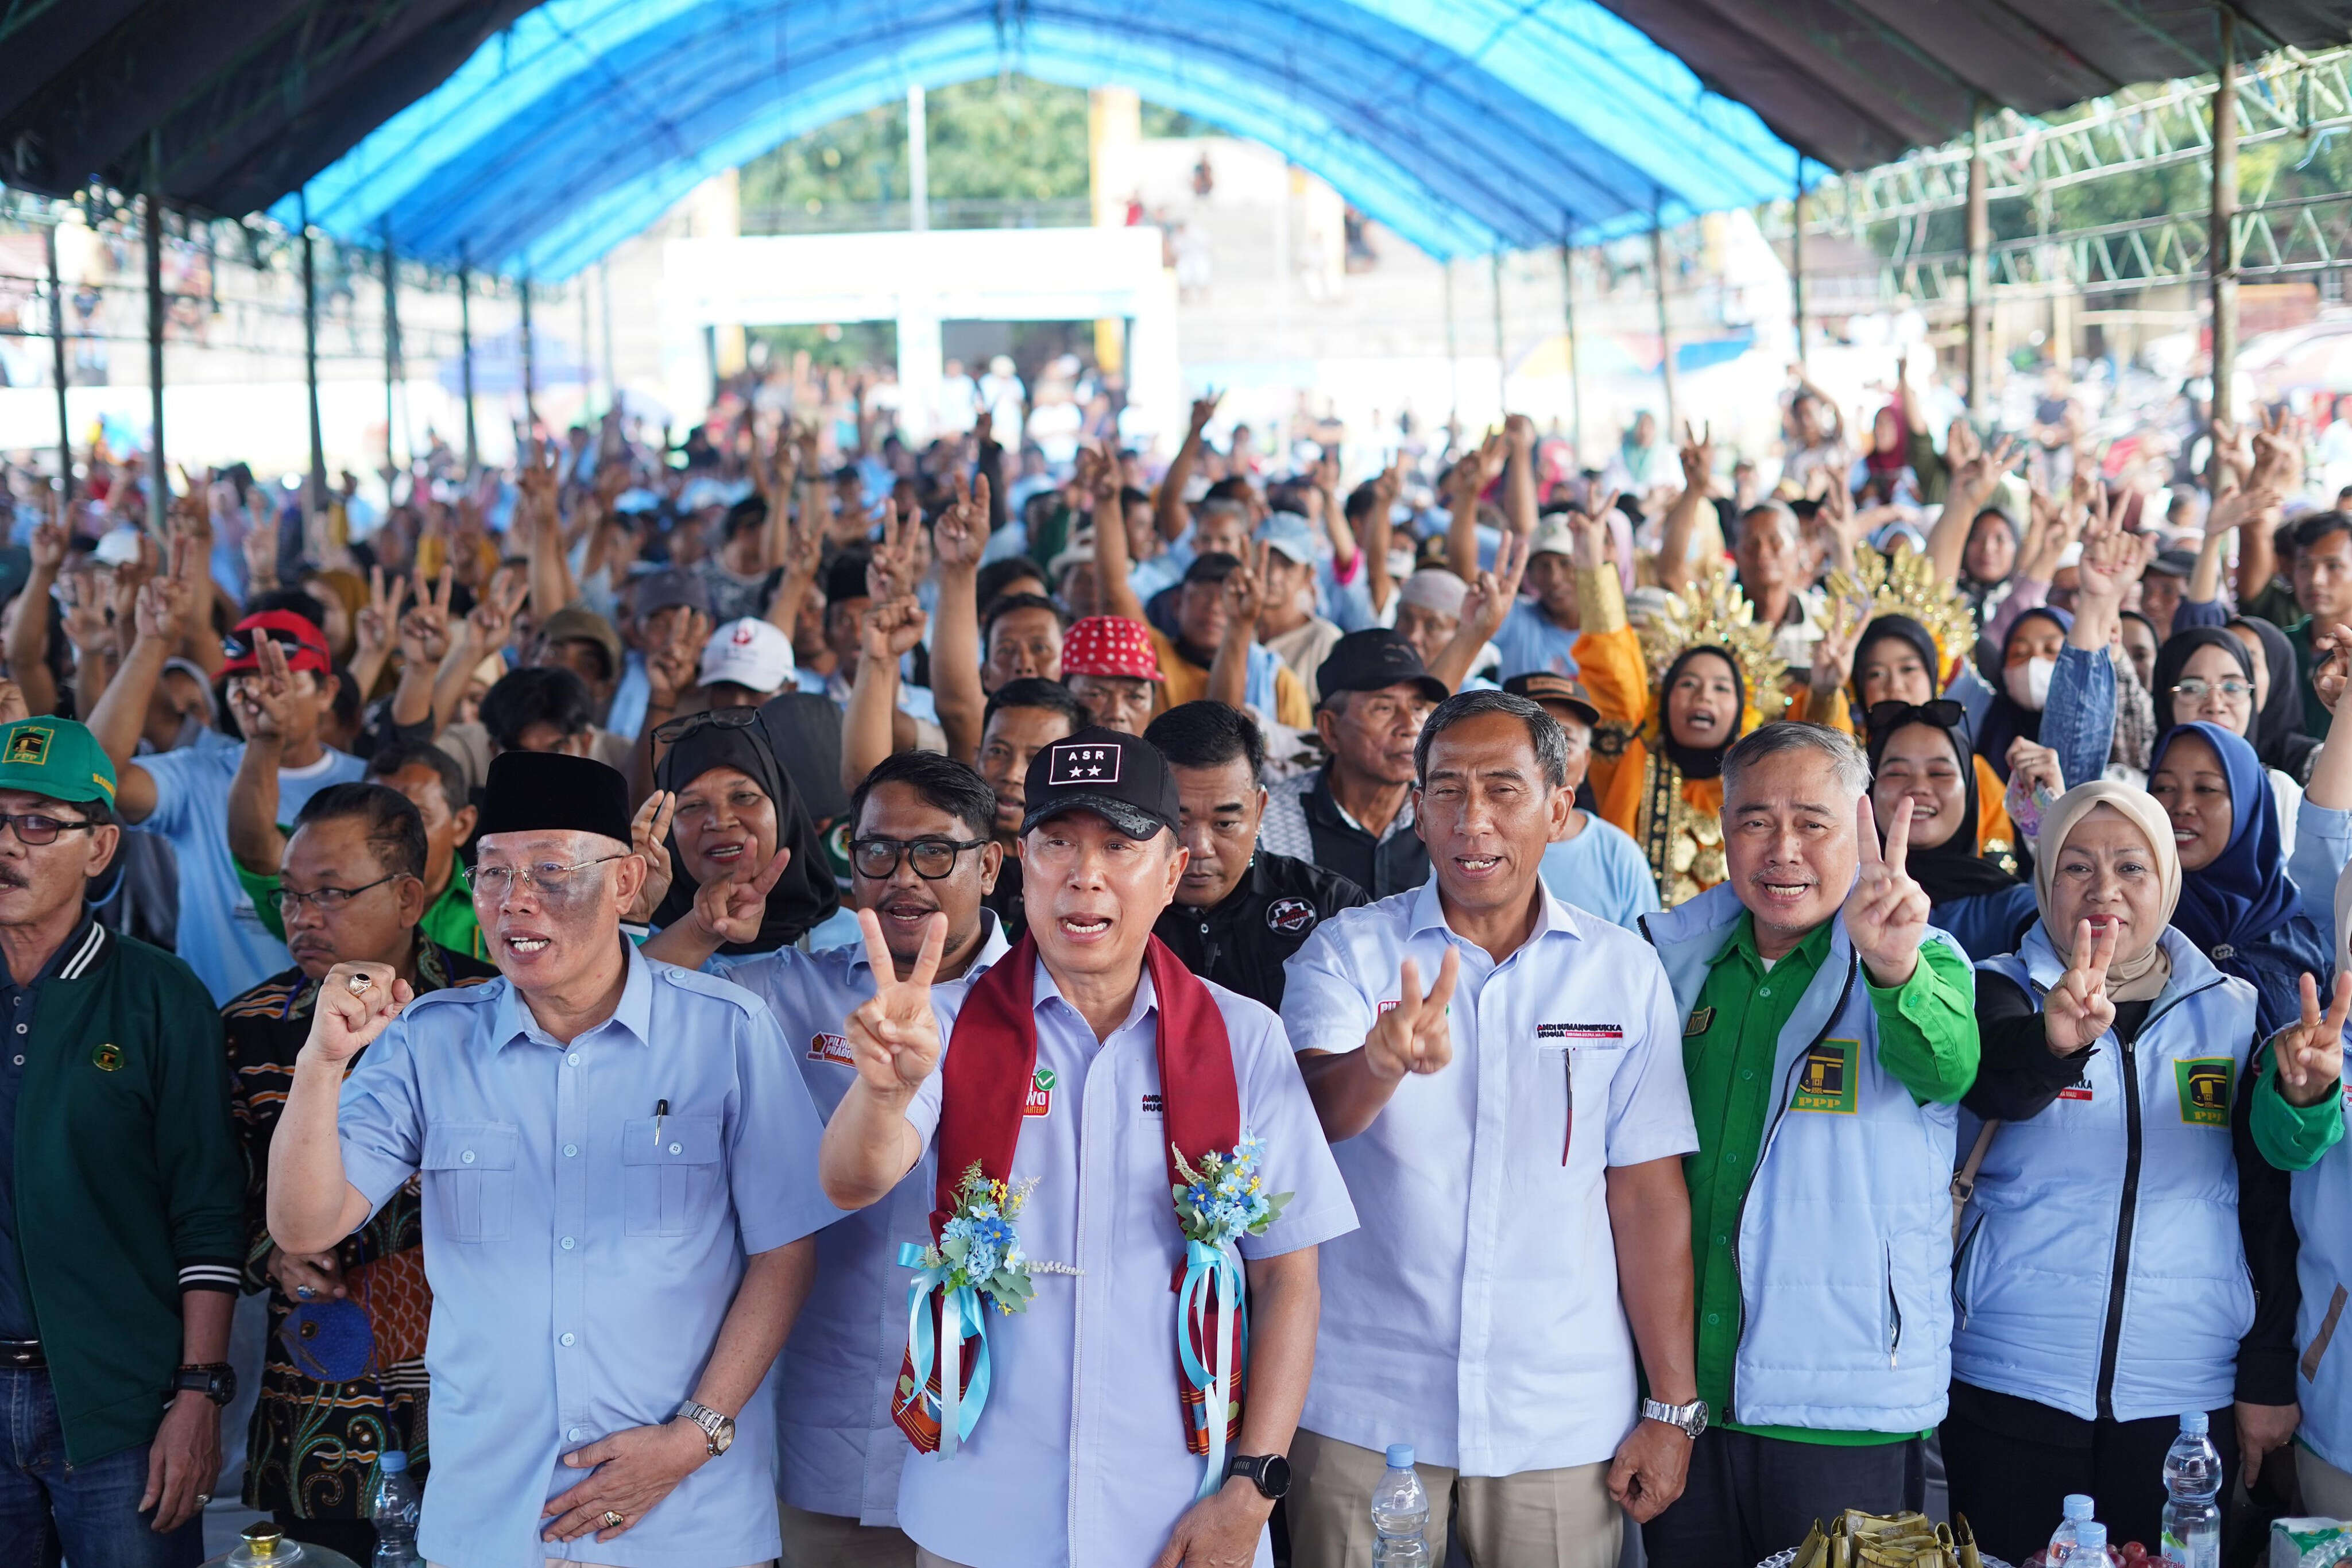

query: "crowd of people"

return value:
[6, 361, 2352, 1568]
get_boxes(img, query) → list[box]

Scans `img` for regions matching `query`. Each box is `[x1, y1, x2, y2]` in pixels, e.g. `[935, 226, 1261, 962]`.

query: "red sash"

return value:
[893, 930, 1244, 1455]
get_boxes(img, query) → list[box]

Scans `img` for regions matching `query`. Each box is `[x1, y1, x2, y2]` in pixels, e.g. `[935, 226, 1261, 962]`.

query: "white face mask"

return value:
[2006, 655, 2055, 710]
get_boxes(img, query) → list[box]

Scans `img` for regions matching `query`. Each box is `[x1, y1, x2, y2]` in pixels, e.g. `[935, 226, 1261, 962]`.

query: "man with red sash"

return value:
[819, 726, 1357, 1568]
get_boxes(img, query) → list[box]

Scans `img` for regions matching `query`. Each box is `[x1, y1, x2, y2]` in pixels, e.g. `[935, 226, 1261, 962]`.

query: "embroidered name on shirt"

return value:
[1024, 1067, 1056, 1117]
[1684, 1006, 1715, 1037]
[1266, 896, 1315, 934]
[1537, 1022, 1622, 1041]
[2058, 1073, 2094, 1102]
[1790, 1039, 1860, 1114]
[2176, 1058, 2233, 1128]
[806, 1032, 854, 1067]
[1045, 744, 1120, 785]
[1142, 1092, 1164, 1116]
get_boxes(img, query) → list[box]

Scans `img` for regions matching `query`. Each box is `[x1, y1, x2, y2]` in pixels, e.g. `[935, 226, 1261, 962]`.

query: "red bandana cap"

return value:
[1062, 615, 1163, 683]
[221, 610, 332, 678]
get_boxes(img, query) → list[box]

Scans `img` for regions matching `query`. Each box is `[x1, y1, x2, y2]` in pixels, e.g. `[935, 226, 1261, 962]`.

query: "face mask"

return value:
[2005, 655, 2055, 710]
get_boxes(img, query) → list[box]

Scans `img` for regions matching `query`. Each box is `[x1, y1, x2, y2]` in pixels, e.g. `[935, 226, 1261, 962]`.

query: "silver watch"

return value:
[1639, 1396, 1709, 1440]
[676, 1400, 734, 1457]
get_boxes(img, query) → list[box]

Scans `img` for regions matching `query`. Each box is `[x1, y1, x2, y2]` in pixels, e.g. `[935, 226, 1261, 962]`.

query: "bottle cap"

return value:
[380, 1450, 409, 1474]
[2181, 1410, 2210, 1434]
[2063, 1494, 2094, 1519]
[2076, 1522, 2108, 1551]
[1385, 1443, 1414, 1469]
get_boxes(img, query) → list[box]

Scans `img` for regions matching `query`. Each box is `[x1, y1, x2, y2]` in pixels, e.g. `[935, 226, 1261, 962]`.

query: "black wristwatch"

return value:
[173, 1362, 236, 1406]
[1224, 1451, 1291, 1501]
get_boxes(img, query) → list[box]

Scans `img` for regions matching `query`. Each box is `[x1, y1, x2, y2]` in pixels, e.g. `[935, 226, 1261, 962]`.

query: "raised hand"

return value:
[2046, 917, 2120, 1055]
[27, 512, 66, 577]
[354, 566, 408, 668]
[133, 570, 191, 648]
[845, 907, 948, 1097]
[2315, 622, 2352, 714]
[1461, 530, 1529, 641]
[399, 567, 455, 667]
[1504, 413, 1537, 458]
[302, 961, 415, 1066]
[231, 633, 300, 741]
[59, 572, 113, 659]
[1808, 602, 1866, 699]
[2006, 737, 2064, 800]
[933, 473, 989, 573]
[1187, 389, 1224, 441]
[464, 568, 529, 653]
[1363, 948, 1462, 1082]
[2273, 972, 2350, 1107]
[1678, 420, 1715, 492]
[688, 848, 792, 946]
[622, 792, 676, 923]
[1843, 795, 1930, 987]
[1221, 543, 1266, 632]
[861, 595, 929, 662]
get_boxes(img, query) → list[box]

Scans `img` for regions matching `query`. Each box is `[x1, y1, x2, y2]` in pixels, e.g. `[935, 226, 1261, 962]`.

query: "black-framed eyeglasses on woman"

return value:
[652, 708, 761, 746]
[849, 837, 991, 881]
[0, 812, 97, 847]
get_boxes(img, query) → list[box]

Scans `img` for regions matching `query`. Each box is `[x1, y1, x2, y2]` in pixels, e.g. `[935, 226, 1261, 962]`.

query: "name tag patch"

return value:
[1684, 1006, 1715, 1037]
[1024, 1067, 1056, 1117]
[1142, 1093, 1164, 1116]
[1790, 1039, 1860, 1114]
[807, 1033, 854, 1067]
[2176, 1058, 2233, 1128]
[2058, 1074, 2094, 1102]
[1538, 1022, 1622, 1042]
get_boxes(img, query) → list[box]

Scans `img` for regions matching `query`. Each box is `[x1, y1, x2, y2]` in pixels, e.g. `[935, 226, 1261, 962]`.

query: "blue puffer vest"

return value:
[2294, 1097, 2352, 1469]
[1644, 884, 1963, 1431]
[1959, 926, 2258, 1422]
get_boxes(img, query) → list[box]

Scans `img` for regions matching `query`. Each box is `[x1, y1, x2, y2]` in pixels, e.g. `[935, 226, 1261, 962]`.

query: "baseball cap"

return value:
[698, 617, 795, 694]
[539, 606, 624, 680]
[1019, 725, 1181, 841]
[0, 717, 115, 807]
[1256, 512, 1318, 566]
[1502, 671, 1600, 727]
[221, 610, 332, 678]
[1529, 516, 1579, 559]
[630, 570, 710, 620]
[1316, 628, 1449, 707]
[1061, 616, 1163, 683]
[1047, 529, 1097, 581]
[2146, 547, 2197, 579]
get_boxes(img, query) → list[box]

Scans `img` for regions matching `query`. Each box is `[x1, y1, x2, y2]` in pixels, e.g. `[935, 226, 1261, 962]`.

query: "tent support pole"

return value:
[581, 276, 595, 415]
[598, 262, 616, 416]
[46, 222, 69, 504]
[301, 191, 324, 524]
[521, 275, 538, 436]
[1792, 159, 1808, 370]
[1651, 196, 1676, 436]
[2211, 9, 2240, 438]
[1561, 220, 1583, 466]
[144, 145, 167, 539]
[1966, 100, 1991, 417]
[1491, 250, 1507, 415]
[1444, 259, 1460, 450]
[382, 224, 400, 477]
[458, 250, 478, 474]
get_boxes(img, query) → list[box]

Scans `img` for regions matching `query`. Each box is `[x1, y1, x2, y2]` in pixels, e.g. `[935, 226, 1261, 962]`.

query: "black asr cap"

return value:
[1019, 726, 1181, 841]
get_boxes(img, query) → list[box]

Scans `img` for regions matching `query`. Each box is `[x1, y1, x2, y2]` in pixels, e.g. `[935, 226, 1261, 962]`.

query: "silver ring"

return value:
[346, 972, 373, 995]
[195, 1494, 210, 1507]
[295, 1285, 315, 1300]
[601, 1510, 624, 1529]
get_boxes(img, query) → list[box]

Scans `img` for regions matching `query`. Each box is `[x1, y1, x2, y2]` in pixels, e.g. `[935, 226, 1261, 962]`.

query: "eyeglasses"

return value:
[276, 872, 403, 914]
[470, 854, 626, 901]
[652, 708, 760, 746]
[0, 812, 96, 847]
[850, 837, 989, 881]
[2170, 677, 2253, 701]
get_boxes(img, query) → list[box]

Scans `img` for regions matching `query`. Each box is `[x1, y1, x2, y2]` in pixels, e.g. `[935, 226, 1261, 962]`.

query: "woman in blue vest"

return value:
[2291, 857, 2352, 1517]
[1863, 698, 2033, 961]
[1943, 781, 2338, 1561]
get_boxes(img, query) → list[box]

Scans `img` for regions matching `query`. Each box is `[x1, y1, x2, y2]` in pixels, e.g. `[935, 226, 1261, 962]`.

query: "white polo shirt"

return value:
[896, 955, 1358, 1568]
[1281, 878, 1697, 1477]
[723, 915, 1012, 1526]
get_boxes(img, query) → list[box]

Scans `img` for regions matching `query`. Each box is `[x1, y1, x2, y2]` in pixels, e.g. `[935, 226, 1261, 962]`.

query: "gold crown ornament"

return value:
[1634, 563, 1788, 727]
[1825, 540, 1978, 687]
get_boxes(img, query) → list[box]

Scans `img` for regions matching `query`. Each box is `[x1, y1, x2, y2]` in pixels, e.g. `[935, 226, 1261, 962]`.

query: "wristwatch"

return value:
[675, 1400, 734, 1457]
[1224, 1452, 1291, 1501]
[173, 1363, 237, 1407]
[1639, 1396, 1709, 1440]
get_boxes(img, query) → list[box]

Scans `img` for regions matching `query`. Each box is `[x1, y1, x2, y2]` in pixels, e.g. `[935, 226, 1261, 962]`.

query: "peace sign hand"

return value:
[689, 849, 793, 947]
[2046, 918, 2120, 1056]
[1362, 948, 1462, 1082]
[1844, 795, 1931, 988]
[845, 908, 949, 1101]
[2273, 973, 2350, 1108]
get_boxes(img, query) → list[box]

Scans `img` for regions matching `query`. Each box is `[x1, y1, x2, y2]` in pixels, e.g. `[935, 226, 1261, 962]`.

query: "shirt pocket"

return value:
[421, 1121, 519, 1244]
[622, 1116, 724, 1237]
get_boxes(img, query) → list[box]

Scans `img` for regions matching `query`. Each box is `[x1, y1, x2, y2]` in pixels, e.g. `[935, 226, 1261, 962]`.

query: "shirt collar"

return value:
[3, 911, 100, 990]
[1032, 950, 1160, 1040]
[1717, 911, 1835, 973]
[847, 909, 1013, 987]
[1405, 872, 1580, 947]
[489, 936, 655, 1051]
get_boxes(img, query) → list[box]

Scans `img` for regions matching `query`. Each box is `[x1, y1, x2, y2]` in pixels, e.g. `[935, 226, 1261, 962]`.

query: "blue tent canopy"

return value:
[271, 0, 1804, 279]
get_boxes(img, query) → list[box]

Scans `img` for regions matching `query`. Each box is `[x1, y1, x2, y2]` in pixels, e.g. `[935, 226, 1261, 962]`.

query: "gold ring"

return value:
[601, 1510, 624, 1529]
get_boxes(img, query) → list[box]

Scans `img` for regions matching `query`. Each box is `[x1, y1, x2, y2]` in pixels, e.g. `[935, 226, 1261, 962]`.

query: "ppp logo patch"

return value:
[1790, 1039, 1860, 1114]
[1266, 897, 1316, 934]
[3, 727, 48, 767]
[2176, 1058, 2234, 1128]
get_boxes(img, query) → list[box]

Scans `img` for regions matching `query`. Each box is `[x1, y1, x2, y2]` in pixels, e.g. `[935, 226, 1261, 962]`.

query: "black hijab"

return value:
[2150, 626, 2255, 735]
[1974, 606, 2069, 781]
[653, 713, 840, 955]
[1851, 614, 1942, 714]
[1658, 646, 1743, 780]
[1865, 700, 2021, 904]
[2227, 614, 2322, 784]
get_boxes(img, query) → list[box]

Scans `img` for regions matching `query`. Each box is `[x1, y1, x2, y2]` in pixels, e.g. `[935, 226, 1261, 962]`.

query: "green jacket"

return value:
[17, 919, 242, 1462]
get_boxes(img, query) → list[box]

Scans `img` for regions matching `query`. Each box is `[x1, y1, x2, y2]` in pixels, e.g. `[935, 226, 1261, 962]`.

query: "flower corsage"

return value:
[1171, 1134, 1291, 1496]
[894, 1162, 1035, 1455]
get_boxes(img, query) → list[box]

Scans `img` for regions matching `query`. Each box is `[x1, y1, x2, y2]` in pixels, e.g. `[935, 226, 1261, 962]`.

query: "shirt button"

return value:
[1706, 1313, 1721, 1326]
[559, 1332, 576, 1347]
[1715, 1234, 1728, 1248]
[563, 1144, 579, 1157]
[1757, 986, 1771, 998]
[1740, 1069, 1754, 1081]
[668, 1143, 682, 1155]
[568, 1426, 584, 1442]
[567, 1052, 582, 1066]
[560, 1236, 576, 1250]
[13, 1024, 23, 1035]
[460, 1149, 475, 1164]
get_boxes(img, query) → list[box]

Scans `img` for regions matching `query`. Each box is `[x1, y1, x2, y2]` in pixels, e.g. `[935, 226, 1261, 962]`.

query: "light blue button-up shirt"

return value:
[335, 943, 839, 1568]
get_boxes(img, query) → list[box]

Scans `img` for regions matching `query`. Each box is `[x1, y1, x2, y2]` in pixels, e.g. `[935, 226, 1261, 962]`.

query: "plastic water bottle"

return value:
[370, 1450, 423, 1568]
[2047, 1493, 2098, 1563]
[2074, 1521, 2111, 1566]
[2160, 1412, 2223, 1568]
[1371, 1443, 1431, 1568]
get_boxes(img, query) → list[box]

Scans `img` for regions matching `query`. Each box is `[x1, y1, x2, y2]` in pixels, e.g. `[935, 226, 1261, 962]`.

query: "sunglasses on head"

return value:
[652, 707, 760, 746]
[1865, 698, 1966, 741]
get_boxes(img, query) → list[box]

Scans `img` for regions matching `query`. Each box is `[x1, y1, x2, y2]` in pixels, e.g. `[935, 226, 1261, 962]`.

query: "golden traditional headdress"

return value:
[1634, 562, 1787, 725]
[1825, 541, 1978, 686]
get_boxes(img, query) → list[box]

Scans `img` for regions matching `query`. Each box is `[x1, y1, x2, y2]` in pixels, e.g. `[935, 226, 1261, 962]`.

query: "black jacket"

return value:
[1153, 850, 1368, 1012]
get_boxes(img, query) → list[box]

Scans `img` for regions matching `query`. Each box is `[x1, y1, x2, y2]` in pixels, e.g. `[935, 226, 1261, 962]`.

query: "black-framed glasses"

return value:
[652, 707, 760, 746]
[0, 812, 96, 847]
[276, 872, 403, 914]
[850, 837, 989, 881]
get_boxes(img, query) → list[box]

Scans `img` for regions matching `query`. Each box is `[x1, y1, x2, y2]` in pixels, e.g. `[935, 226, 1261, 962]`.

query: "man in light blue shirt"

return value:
[267, 752, 835, 1568]
[1487, 514, 1585, 680]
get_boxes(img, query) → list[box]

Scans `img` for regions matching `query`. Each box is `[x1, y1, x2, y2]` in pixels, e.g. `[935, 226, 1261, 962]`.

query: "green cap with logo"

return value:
[0, 718, 117, 807]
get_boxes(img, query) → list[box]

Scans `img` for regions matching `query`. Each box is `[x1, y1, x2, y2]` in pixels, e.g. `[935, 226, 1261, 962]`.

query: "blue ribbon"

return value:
[1176, 1236, 1248, 1499]
[898, 1242, 992, 1454]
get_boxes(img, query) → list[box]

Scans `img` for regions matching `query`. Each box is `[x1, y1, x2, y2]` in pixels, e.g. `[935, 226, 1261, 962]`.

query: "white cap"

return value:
[698, 617, 794, 694]
[94, 526, 146, 567]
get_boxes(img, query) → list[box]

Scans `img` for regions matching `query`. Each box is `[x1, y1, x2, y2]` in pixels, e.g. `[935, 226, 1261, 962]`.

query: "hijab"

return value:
[1658, 645, 1743, 780]
[1851, 614, 1943, 714]
[2149, 626, 2256, 735]
[1864, 700, 2020, 904]
[1976, 606, 2070, 781]
[652, 712, 840, 956]
[1865, 403, 1910, 478]
[2227, 614, 2322, 783]
[2033, 781, 2180, 1004]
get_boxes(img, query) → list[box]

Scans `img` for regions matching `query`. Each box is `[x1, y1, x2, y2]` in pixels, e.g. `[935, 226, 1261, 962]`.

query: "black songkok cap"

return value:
[478, 751, 633, 845]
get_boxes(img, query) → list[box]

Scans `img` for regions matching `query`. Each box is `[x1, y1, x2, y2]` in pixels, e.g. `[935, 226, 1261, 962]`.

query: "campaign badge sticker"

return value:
[1024, 1066, 1056, 1117]
[1790, 1039, 1860, 1114]
[2176, 1058, 2234, 1128]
